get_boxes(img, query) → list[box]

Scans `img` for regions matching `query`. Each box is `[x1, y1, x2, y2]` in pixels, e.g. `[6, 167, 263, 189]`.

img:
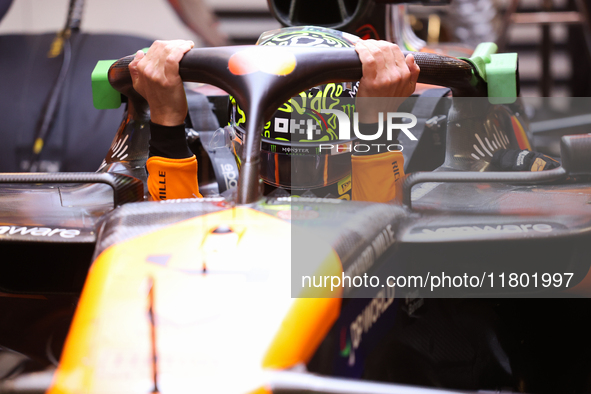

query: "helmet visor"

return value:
[260, 138, 353, 189]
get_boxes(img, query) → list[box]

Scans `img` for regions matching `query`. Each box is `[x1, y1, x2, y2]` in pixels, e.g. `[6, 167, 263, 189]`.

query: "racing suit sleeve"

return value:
[146, 122, 202, 200]
[351, 122, 405, 203]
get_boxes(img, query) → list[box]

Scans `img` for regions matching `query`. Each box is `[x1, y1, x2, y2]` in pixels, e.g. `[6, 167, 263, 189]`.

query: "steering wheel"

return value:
[107, 45, 484, 204]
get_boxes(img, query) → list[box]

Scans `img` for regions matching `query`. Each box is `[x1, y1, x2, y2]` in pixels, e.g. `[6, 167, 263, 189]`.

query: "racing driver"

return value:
[129, 39, 420, 202]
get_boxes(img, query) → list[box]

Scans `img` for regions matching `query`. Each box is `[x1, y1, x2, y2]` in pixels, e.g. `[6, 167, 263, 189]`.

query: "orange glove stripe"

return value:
[147, 155, 202, 200]
[351, 151, 404, 203]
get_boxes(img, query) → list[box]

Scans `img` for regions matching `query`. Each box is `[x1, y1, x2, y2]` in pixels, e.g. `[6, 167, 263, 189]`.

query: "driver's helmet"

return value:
[230, 26, 360, 199]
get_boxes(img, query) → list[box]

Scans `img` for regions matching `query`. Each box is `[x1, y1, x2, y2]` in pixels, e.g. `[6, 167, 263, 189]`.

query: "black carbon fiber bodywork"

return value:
[92, 198, 227, 260]
[0, 172, 143, 208]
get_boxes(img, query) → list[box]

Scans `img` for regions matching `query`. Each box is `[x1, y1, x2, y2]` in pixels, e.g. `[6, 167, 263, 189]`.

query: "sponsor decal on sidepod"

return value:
[0, 226, 80, 239]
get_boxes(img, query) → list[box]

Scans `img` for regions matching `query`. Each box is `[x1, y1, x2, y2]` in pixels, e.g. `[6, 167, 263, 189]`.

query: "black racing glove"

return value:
[492, 149, 560, 171]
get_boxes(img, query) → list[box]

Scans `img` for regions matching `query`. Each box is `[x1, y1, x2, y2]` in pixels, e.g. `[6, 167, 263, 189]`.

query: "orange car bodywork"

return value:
[49, 207, 342, 393]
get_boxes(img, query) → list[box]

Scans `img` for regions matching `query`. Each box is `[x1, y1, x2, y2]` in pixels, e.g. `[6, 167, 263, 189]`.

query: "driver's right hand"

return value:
[128, 40, 194, 126]
[354, 40, 420, 124]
